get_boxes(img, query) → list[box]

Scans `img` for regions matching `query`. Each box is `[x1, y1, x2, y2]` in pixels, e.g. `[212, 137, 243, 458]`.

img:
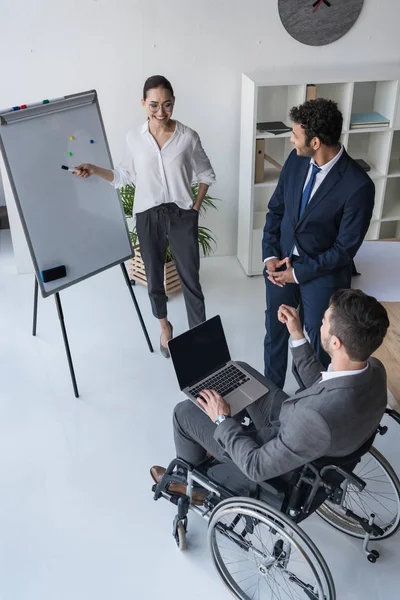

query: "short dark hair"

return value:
[290, 98, 343, 146]
[143, 75, 174, 99]
[328, 289, 389, 361]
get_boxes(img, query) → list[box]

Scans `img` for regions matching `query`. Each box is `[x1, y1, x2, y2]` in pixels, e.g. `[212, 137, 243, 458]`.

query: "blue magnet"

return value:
[90, 139, 94, 144]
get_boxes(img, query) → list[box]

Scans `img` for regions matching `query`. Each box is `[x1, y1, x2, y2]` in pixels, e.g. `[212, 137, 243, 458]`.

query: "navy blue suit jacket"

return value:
[262, 149, 375, 287]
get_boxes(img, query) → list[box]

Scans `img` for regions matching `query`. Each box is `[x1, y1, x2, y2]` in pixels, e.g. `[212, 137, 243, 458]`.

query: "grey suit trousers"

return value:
[136, 203, 206, 329]
[173, 362, 288, 466]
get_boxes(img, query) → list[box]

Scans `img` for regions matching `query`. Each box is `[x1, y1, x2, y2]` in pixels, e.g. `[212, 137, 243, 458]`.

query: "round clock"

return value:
[278, 0, 365, 46]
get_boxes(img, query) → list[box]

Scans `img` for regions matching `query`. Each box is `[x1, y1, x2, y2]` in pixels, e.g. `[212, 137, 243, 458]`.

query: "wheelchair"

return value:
[152, 408, 400, 599]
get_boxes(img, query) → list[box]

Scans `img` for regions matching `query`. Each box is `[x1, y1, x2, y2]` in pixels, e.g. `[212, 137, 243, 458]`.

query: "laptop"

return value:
[168, 315, 269, 416]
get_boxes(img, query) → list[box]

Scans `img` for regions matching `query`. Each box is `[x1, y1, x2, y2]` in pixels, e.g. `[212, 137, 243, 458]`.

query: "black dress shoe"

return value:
[160, 322, 173, 358]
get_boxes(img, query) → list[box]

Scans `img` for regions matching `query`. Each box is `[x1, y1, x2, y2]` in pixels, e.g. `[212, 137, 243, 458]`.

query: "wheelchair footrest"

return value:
[152, 483, 185, 506]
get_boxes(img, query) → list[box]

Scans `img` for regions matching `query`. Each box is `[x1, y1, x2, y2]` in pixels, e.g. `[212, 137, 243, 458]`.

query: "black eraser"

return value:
[41, 265, 67, 283]
[61, 165, 68, 170]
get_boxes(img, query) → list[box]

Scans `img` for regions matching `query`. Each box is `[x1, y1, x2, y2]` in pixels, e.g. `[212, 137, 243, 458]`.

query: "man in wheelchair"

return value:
[151, 289, 389, 496]
[150, 289, 399, 598]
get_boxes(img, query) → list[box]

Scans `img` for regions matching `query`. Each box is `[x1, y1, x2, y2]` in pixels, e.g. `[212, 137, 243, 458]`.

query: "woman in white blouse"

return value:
[75, 75, 216, 357]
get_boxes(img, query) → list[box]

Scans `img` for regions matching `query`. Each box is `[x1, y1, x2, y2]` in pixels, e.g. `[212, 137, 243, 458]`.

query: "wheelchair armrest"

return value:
[320, 464, 365, 492]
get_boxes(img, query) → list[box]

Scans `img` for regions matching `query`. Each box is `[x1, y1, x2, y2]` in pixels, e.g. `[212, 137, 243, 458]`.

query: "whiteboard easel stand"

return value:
[0, 90, 155, 397]
[32, 263, 153, 398]
[31, 277, 81, 398]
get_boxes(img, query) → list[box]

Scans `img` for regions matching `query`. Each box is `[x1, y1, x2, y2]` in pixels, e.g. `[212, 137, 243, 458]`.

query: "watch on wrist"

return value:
[215, 414, 229, 425]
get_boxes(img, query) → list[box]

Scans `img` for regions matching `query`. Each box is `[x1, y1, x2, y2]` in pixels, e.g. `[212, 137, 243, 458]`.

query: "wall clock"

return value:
[278, 0, 365, 46]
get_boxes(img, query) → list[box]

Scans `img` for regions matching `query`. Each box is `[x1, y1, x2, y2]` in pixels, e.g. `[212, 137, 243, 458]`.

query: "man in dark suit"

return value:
[263, 98, 375, 388]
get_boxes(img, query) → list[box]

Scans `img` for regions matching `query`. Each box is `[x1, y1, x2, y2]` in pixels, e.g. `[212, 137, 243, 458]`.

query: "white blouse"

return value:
[111, 120, 216, 214]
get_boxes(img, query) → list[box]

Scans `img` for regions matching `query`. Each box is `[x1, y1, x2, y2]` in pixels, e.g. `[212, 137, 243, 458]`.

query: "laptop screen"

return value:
[168, 315, 231, 390]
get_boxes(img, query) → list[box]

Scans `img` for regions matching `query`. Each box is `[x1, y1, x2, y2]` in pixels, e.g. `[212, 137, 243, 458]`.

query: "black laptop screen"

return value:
[168, 315, 231, 390]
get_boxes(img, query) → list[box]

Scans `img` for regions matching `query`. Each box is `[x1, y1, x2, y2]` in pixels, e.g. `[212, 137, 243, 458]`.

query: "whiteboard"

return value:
[0, 91, 133, 297]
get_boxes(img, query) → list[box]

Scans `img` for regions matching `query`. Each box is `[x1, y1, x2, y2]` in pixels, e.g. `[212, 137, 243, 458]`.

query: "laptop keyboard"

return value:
[189, 364, 250, 398]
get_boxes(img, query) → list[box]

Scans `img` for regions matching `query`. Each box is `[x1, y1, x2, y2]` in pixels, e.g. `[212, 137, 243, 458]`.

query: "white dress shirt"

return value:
[291, 337, 369, 381]
[111, 120, 215, 214]
[264, 145, 344, 281]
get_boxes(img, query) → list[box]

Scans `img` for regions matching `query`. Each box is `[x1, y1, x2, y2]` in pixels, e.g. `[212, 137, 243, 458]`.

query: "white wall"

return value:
[1, 0, 400, 271]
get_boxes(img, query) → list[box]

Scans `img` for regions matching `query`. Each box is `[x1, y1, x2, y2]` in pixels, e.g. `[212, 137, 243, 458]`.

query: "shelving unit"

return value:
[238, 66, 400, 276]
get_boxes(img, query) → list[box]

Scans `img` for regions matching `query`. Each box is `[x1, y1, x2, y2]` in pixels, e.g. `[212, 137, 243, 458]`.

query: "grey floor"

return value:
[0, 229, 399, 600]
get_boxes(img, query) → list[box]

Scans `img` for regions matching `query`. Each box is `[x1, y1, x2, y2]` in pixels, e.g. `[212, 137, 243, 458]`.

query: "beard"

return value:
[321, 334, 332, 354]
[297, 144, 314, 158]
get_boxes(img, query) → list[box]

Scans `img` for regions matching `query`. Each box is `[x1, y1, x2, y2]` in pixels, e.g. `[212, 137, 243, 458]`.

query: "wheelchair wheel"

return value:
[317, 447, 400, 540]
[176, 521, 187, 551]
[208, 497, 335, 599]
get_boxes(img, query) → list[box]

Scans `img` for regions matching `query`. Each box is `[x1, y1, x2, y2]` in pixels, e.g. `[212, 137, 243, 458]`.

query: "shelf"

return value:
[347, 131, 391, 177]
[379, 220, 400, 239]
[257, 85, 305, 125]
[381, 208, 400, 220]
[382, 178, 400, 219]
[351, 80, 398, 127]
[361, 167, 385, 180]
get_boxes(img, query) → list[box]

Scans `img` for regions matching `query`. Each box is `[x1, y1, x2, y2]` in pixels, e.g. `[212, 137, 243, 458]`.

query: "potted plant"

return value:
[120, 184, 219, 295]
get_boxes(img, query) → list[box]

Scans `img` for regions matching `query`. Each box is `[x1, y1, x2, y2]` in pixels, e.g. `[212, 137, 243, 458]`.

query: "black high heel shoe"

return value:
[160, 322, 173, 358]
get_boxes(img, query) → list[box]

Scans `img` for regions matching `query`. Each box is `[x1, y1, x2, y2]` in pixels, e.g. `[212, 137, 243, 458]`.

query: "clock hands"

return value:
[312, 0, 331, 12]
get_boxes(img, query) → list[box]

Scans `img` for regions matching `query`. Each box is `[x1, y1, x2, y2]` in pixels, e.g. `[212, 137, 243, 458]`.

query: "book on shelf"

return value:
[350, 111, 390, 129]
[351, 123, 389, 129]
[256, 121, 292, 135]
[354, 159, 371, 172]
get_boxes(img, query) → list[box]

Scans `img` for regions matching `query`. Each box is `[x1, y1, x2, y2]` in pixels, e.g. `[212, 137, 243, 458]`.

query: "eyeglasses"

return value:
[147, 100, 174, 113]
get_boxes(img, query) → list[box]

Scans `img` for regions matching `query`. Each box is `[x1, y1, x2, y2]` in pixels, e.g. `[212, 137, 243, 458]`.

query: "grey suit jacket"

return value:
[214, 342, 387, 483]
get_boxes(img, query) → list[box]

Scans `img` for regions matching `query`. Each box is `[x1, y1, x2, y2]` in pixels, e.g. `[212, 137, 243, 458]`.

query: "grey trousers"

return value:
[136, 203, 206, 329]
[173, 362, 289, 466]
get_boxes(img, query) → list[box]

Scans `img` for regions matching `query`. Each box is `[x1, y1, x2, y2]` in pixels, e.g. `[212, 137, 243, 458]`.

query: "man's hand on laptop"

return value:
[197, 389, 231, 423]
[278, 304, 304, 340]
